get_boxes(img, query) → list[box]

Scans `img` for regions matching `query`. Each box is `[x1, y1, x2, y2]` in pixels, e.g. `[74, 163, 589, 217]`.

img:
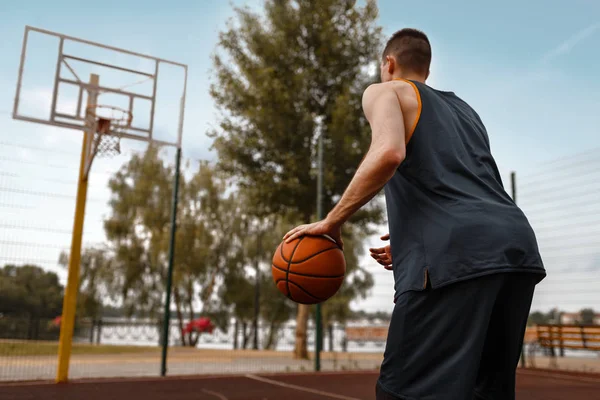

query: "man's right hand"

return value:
[369, 233, 392, 270]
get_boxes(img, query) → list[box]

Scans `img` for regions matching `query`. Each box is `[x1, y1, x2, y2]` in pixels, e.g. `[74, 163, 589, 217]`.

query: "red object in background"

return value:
[183, 317, 214, 334]
[51, 316, 62, 327]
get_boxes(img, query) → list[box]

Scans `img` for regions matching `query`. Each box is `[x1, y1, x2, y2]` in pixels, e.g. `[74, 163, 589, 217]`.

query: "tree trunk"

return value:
[328, 324, 334, 352]
[33, 317, 40, 340]
[293, 214, 312, 359]
[342, 325, 347, 352]
[174, 290, 186, 346]
[96, 319, 102, 344]
[242, 321, 249, 349]
[253, 232, 261, 350]
[187, 298, 196, 346]
[190, 331, 200, 347]
[294, 304, 309, 359]
[202, 273, 218, 303]
[89, 319, 95, 344]
[265, 320, 278, 350]
[27, 314, 34, 340]
[233, 319, 239, 350]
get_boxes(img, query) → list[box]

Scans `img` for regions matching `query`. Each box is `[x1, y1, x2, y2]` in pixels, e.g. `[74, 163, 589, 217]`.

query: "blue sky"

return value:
[0, 0, 599, 314]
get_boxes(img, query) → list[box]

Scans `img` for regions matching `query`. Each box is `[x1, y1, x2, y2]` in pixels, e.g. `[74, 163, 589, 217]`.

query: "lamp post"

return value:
[315, 125, 324, 372]
[253, 218, 261, 350]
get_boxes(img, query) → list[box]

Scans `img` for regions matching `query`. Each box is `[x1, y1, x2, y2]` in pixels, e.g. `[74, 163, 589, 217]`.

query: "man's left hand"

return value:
[283, 219, 343, 250]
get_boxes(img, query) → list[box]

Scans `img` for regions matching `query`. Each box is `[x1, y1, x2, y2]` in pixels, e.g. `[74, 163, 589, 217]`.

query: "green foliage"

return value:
[103, 146, 175, 317]
[260, 271, 295, 349]
[210, 0, 385, 354]
[257, 217, 297, 349]
[579, 308, 596, 325]
[0, 265, 64, 340]
[527, 311, 550, 326]
[172, 161, 245, 346]
[0, 265, 63, 319]
[210, 0, 383, 221]
[59, 247, 114, 320]
[527, 308, 598, 326]
[220, 270, 256, 322]
[318, 225, 375, 327]
[528, 309, 563, 325]
[349, 309, 392, 322]
[102, 148, 260, 345]
[218, 212, 297, 349]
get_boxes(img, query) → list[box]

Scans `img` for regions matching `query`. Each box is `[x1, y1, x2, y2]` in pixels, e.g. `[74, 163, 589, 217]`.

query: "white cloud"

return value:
[541, 22, 600, 63]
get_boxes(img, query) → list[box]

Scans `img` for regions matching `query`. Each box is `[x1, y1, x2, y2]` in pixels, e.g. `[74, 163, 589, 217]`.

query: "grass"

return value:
[0, 340, 159, 357]
[0, 340, 385, 360]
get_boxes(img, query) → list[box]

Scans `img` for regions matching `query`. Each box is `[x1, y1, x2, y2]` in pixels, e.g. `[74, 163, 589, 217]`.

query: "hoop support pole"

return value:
[56, 73, 98, 383]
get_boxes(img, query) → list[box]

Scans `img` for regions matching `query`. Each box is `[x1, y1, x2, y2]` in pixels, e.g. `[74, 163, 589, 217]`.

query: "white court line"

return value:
[245, 374, 362, 400]
[202, 388, 229, 400]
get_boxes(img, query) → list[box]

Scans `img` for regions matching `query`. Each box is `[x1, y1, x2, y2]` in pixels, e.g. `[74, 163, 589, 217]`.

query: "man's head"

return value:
[380, 28, 431, 83]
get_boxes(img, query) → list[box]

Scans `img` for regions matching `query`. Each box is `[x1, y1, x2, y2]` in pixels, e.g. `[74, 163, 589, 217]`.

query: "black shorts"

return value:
[376, 272, 539, 400]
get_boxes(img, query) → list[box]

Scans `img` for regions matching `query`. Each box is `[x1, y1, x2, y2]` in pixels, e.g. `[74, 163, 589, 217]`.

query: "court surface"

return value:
[0, 369, 599, 400]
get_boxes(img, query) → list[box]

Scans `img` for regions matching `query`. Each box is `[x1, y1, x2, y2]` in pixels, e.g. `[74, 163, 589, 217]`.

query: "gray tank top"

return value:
[385, 79, 545, 300]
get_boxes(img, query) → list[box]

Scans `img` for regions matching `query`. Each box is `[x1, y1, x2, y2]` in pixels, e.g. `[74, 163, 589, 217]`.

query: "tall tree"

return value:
[317, 226, 374, 350]
[58, 247, 113, 320]
[210, 0, 384, 358]
[218, 209, 295, 350]
[103, 148, 241, 345]
[260, 272, 296, 349]
[254, 216, 297, 350]
[219, 269, 256, 349]
[579, 308, 596, 325]
[0, 265, 64, 339]
[103, 146, 175, 318]
[173, 161, 247, 346]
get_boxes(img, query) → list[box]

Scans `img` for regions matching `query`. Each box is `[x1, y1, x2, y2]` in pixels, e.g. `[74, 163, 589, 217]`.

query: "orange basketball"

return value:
[272, 234, 346, 305]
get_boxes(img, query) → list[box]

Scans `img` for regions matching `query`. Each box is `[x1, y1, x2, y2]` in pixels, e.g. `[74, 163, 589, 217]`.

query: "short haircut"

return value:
[382, 28, 431, 76]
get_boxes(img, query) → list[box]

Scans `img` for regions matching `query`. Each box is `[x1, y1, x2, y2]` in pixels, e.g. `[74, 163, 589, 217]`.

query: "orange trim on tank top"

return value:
[393, 78, 422, 144]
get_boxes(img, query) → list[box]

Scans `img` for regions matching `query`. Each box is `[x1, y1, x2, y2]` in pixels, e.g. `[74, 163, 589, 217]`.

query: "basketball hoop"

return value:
[86, 104, 133, 157]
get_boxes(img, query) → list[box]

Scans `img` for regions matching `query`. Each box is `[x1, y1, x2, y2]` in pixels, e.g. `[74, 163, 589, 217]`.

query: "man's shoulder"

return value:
[361, 82, 401, 116]
[362, 81, 394, 98]
[363, 80, 413, 93]
[362, 80, 417, 105]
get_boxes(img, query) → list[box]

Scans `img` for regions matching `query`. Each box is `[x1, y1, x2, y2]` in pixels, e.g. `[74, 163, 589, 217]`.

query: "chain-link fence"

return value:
[2, 135, 599, 381]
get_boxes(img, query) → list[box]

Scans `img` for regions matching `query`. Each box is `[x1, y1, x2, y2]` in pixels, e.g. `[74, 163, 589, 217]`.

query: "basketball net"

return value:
[86, 105, 132, 158]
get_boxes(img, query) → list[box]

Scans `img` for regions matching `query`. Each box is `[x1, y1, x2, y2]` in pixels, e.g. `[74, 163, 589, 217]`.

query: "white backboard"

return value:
[13, 26, 188, 148]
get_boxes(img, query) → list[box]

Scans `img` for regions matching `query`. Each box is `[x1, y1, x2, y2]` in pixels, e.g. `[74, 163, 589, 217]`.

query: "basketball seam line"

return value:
[272, 264, 344, 278]
[279, 235, 340, 263]
[284, 280, 325, 302]
[285, 237, 304, 302]
[285, 246, 341, 264]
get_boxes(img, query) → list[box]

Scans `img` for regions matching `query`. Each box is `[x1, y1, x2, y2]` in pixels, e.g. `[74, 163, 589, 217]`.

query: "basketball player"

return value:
[284, 28, 546, 399]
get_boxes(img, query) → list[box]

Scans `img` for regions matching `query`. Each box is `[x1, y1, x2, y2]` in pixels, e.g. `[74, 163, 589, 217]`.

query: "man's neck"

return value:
[392, 73, 426, 83]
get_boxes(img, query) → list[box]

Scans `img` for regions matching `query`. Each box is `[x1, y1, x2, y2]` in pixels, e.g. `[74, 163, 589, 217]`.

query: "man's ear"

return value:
[386, 56, 396, 75]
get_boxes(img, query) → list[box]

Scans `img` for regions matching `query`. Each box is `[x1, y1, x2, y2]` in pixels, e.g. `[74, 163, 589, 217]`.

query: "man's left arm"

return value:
[283, 83, 406, 245]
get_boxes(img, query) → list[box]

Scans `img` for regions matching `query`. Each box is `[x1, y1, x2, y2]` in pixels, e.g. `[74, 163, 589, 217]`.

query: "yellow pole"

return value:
[56, 74, 98, 383]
